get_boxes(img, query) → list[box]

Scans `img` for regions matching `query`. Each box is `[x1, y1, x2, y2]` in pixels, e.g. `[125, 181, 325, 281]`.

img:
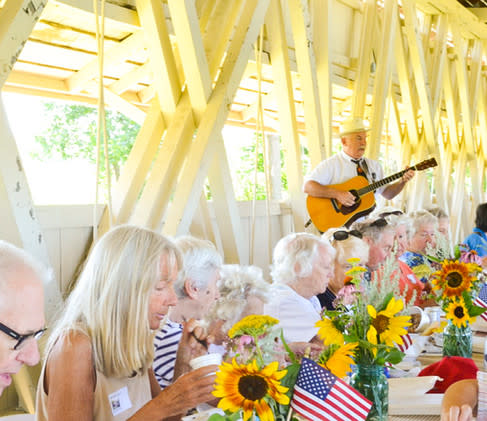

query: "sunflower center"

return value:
[454, 306, 465, 319]
[446, 271, 463, 288]
[373, 314, 390, 334]
[238, 375, 268, 401]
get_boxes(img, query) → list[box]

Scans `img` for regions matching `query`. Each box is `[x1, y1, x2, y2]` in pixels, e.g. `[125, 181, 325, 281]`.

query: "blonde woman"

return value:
[318, 228, 369, 310]
[36, 225, 216, 421]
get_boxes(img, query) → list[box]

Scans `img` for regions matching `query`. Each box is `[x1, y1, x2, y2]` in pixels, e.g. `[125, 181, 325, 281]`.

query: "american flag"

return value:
[396, 333, 413, 353]
[474, 284, 487, 322]
[290, 358, 372, 421]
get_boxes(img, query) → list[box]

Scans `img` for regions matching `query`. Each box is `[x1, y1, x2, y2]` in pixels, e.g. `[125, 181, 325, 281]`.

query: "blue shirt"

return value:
[463, 228, 487, 257]
[399, 251, 432, 284]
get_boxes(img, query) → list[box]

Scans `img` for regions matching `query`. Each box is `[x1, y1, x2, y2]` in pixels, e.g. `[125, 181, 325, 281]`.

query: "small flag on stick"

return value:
[290, 358, 372, 421]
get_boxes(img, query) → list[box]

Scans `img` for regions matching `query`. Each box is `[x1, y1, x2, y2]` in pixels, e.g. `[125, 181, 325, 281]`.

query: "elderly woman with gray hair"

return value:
[211, 264, 272, 332]
[153, 236, 222, 389]
[264, 233, 335, 343]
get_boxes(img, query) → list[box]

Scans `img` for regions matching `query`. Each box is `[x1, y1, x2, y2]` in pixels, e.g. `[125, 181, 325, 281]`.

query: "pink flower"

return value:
[236, 335, 253, 354]
[335, 284, 359, 306]
[460, 249, 483, 265]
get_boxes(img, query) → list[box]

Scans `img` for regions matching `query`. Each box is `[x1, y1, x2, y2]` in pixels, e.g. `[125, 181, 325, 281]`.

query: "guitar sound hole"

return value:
[339, 190, 361, 215]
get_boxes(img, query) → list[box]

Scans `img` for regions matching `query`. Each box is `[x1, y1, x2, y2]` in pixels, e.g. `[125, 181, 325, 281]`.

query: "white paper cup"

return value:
[189, 353, 222, 371]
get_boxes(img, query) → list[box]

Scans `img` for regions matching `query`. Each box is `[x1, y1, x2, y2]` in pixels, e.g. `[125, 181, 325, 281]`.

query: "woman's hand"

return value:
[157, 365, 218, 417]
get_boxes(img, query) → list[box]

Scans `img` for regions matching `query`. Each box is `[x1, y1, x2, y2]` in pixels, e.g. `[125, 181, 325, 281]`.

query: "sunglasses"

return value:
[0, 321, 47, 351]
[378, 210, 403, 218]
[369, 218, 388, 228]
[333, 230, 363, 241]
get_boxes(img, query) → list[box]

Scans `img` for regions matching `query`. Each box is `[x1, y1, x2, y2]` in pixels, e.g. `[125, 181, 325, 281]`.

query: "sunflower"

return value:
[213, 359, 289, 421]
[446, 298, 474, 328]
[315, 317, 344, 346]
[319, 342, 357, 378]
[431, 260, 478, 298]
[366, 297, 411, 346]
[228, 315, 279, 338]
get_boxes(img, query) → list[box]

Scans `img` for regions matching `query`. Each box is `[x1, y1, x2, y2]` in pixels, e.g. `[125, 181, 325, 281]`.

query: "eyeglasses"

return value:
[369, 218, 388, 228]
[378, 210, 403, 218]
[332, 230, 363, 241]
[0, 322, 47, 351]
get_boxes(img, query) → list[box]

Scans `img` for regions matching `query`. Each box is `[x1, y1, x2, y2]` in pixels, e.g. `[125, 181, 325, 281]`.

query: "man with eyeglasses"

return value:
[0, 241, 46, 396]
[304, 117, 414, 213]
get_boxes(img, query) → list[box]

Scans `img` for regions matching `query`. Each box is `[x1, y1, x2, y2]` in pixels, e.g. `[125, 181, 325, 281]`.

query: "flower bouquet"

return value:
[211, 315, 295, 421]
[315, 258, 412, 421]
[428, 246, 487, 357]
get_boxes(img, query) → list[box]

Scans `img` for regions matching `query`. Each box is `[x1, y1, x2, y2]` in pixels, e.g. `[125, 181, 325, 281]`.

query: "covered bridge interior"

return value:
[1, 0, 487, 414]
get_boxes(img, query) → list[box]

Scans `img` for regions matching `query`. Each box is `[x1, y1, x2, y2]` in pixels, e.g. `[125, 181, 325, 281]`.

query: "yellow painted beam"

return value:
[98, 99, 164, 236]
[136, 0, 180, 115]
[109, 62, 151, 95]
[367, 0, 397, 159]
[266, 0, 305, 232]
[288, 0, 325, 168]
[162, 0, 271, 236]
[311, 0, 332, 159]
[168, 0, 211, 117]
[351, 0, 375, 117]
[0, 0, 46, 88]
[66, 31, 145, 92]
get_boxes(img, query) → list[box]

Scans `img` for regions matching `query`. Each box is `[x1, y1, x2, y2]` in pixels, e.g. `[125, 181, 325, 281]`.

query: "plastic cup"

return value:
[189, 353, 222, 371]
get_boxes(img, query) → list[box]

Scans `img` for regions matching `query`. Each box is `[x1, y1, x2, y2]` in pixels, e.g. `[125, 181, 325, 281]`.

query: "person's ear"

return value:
[184, 279, 199, 299]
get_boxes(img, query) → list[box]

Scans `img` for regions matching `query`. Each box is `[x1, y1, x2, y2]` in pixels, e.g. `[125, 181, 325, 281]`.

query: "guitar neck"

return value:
[358, 166, 416, 196]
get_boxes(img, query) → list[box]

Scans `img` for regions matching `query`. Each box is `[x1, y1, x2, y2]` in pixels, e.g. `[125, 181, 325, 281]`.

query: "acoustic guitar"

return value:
[306, 158, 438, 232]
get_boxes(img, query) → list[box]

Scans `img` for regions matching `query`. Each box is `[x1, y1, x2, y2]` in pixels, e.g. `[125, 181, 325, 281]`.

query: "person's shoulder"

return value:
[49, 329, 92, 362]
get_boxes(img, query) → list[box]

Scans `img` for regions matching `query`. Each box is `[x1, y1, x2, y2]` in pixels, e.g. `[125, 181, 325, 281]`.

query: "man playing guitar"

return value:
[303, 117, 415, 226]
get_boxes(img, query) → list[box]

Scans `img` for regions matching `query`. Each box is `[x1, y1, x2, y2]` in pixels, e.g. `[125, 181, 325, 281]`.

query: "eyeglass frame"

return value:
[0, 321, 47, 351]
[332, 230, 363, 241]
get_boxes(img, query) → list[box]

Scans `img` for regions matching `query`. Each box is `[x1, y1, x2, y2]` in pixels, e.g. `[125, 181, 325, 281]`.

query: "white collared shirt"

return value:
[263, 284, 322, 343]
[304, 151, 385, 195]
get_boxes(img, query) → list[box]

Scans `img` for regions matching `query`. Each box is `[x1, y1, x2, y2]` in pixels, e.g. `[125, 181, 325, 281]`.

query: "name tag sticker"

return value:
[108, 386, 132, 416]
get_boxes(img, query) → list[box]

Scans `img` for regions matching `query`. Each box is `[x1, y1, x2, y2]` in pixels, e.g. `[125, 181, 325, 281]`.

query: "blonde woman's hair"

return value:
[45, 225, 182, 378]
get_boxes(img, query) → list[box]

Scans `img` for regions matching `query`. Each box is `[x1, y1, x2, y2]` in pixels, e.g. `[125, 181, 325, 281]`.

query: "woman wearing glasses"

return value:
[318, 228, 369, 310]
[35, 225, 216, 420]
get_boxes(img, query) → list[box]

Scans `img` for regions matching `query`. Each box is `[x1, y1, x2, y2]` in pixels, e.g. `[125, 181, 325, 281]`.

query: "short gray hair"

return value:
[213, 264, 271, 330]
[270, 233, 335, 285]
[408, 210, 438, 236]
[173, 236, 223, 298]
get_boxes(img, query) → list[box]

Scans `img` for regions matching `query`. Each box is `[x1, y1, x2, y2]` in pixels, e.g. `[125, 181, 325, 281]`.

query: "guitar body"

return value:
[306, 176, 377, 232]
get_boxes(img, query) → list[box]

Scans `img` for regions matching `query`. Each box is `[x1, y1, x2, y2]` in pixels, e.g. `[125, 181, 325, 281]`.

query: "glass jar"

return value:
[349, 364, 388, 421]
[442, 321, 472, 358]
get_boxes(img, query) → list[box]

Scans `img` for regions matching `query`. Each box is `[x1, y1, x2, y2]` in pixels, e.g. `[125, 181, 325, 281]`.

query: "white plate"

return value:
[389, 393, 443, 415]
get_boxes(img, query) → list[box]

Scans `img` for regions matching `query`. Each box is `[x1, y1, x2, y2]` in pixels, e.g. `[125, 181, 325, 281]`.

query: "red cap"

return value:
[418, 356, 478, 393]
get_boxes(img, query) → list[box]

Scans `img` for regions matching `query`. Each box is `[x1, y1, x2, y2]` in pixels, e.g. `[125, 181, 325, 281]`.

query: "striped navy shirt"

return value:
[153, 320, 183, 389]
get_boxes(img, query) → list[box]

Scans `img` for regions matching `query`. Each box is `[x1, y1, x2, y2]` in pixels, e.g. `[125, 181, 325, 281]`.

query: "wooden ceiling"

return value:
[2, 0, 487, 256]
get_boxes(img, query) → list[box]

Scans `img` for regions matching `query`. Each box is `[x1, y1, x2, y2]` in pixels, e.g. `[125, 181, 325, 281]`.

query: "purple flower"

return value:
[460, 249, 483, 265]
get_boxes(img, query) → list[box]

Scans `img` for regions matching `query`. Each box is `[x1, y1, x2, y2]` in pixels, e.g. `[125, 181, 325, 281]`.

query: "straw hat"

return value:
[339, 117, 370, 137]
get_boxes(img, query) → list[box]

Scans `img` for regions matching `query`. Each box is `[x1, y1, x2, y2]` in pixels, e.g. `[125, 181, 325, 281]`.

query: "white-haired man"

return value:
[264, 233, 335, 343]
[304, 117, 414, 209]
[0, 241, 46, 396]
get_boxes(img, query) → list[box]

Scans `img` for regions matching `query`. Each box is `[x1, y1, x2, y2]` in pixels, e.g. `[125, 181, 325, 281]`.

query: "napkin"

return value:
[388, 376, 440, 399]
[388, 376, 443, 415]
[418, 356, 478, 393]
